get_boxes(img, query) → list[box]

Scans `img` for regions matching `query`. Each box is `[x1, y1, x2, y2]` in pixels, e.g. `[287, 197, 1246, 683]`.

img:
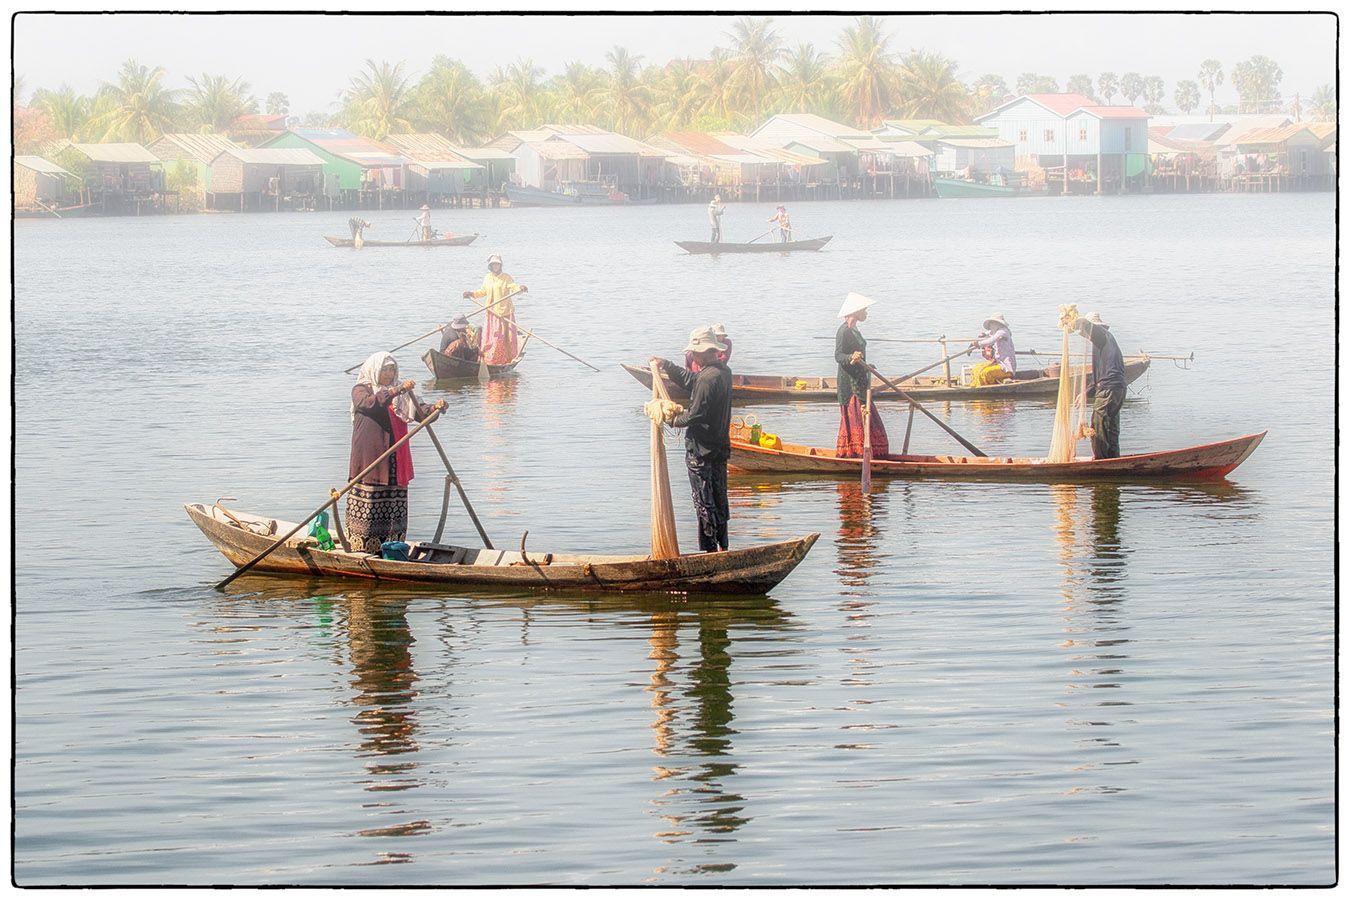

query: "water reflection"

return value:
[835, 480, 886, 593]
[344, 598, 421, 788]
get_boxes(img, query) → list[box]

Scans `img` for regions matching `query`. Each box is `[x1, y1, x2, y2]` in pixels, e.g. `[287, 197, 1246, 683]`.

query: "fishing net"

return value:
[1047, 304, 1088, 463]
[644, 363, 682, 559]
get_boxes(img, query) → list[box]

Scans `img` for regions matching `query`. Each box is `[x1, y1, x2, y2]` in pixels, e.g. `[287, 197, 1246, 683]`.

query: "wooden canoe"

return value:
[675, 236, 832, 254]
[726, 430, 1266, 483]
[324, 233, 479, 247]
[421, 347, 524, 380]
[186, 503, 818, 595]
[622, 357, 1152, 403]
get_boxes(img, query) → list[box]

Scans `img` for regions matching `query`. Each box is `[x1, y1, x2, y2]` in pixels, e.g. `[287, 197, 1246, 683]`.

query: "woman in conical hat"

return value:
[834, 292, 889, 459]
[463, 254, 528, 365]
[968, 312, 1017, 383]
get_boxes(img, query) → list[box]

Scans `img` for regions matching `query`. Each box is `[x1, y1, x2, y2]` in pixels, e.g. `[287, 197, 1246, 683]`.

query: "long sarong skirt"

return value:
[346, 482, 410, 554]
[481, 311, 519, 366]
[836, 395, 890, 459]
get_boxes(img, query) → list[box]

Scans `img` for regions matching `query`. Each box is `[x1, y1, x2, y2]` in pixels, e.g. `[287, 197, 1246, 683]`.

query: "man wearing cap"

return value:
[1074, 312, 1127, 459]
[463, 254, 526, 365]
[708, 194, 724, 243]
[685, 323, 733, 371]
[651, 326, 734, 553]
[968, 313, 1016, 385]
[835, 292, 889, 458]
[768, 205, 792, 243]
[417, 204, 433, 241]
[439, 315, 478, 362]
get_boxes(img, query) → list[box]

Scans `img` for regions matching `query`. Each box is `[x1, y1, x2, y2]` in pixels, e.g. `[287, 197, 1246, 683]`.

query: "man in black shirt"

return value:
[652, 326, 734, 552]
[1075, 312, 1127, 459]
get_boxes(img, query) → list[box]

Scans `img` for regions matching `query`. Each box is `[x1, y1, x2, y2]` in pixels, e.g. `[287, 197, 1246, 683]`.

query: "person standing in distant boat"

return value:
[349, 216, 370, 240]
[1074, 312, 1127, 460]
[835, 292, 889, 459]
[463, 254, 527, 366]
[348, 352, 446, 554]
[650, 326, 734, 553]
[768, 205, 792, 242]
[417, 204, 432, 241]
[708, 194, 724, 243]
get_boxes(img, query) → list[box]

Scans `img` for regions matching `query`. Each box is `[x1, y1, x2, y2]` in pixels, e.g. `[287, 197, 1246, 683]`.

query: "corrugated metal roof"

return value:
[1079, 105, 1149, 119]
[385, 133, 480, 165]
[458, 147, 516, 161]
[539, 123, 609, 135]
[650, 132, 741, 156]
[1231, 125, 1317, 145]
[525, 140, 591, 160]
[558, 132, 654, 156]
[288, 130, 406, 166]
[71, 142, 160, 163]
[913, 125, 999, 139]
[1023, 93, 1097, 115]
[153, 133, 239, 163]
[936, 137, 1013, 150]
[879, 118, 946, 134]
[879, 140, 936, 158]
[215, 147, 324, 166]
[15, 155, 71, 175]
[711, 153, 776, 166]
[1307, 123, 1336, 141]
[1166, 122, 1230, 142]
[713, 134, 828, 166]
[754, 113, 872, 140]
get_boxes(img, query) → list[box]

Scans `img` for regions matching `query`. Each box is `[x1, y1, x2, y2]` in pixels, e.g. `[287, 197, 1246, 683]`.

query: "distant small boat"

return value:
[15, 201, 97, 218]
[622, 356, 1151, 402]
[932, 177, 1040, 199]
[505, 183, 654, 207]
[324, 233, 479, 247]
[421, 346, 525, 380]
[675, 236, 833, 254]
[728, 430, 1266, 483]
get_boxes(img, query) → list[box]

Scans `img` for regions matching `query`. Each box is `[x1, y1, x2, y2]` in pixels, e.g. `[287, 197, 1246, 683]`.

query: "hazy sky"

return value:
[13, 12, 1337, 117]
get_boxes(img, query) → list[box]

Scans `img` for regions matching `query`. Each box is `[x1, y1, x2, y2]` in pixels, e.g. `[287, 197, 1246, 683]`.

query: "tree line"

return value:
[14, 15, 1334, 153]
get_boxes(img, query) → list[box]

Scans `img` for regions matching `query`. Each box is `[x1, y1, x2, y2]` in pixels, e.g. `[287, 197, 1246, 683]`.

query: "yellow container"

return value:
[758, 432, 782, 450]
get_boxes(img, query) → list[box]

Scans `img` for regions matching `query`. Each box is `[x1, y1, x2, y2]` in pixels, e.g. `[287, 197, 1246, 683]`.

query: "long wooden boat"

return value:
[324, 233, 479, 247]
[675, 236, 832, 255]
[186, 502, 819, 595]
[421, 346, 525, 380]
[622, 356, 1151, 403]
[726, 430, 1265, 483]
[505, 183, 654, 207]
[932, 177, 1042, 199]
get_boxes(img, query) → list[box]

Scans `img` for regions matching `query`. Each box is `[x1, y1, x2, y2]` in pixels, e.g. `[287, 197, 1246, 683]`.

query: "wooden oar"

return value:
[861, 382, 874, 492]
[467, 294, 600, 372]
[343, 289, 523, 374]
[865, 364, 987, 457]
[746, 229, 774, 244]
[216, 405, 443, 589]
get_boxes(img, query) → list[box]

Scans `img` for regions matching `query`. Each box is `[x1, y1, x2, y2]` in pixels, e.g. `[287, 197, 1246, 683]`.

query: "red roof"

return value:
[1080, 105, 1149, 119]
[656, 132, 740, 156]
[232, 113, 287, 131]
[1024, 93, 1097, 115]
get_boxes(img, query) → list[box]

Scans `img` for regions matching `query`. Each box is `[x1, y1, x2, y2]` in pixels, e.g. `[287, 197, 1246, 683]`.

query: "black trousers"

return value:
[710, 223, 721, 243]
[686, 452, 729, 552]
[1091, 383, 1125, 459]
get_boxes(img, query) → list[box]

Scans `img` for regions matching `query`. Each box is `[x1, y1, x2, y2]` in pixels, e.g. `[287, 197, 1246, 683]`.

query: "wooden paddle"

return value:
[216, 404, 444, 589]
[865, 364, 987, 457]
[861, 382, 874, 492]
[343, 288, 523, 374]
[466, 294, 600, 372]
[746, 229, 774, 244]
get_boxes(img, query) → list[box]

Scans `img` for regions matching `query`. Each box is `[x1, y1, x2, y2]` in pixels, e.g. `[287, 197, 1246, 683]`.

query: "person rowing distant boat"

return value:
[1074, 311, 1127, 460]
[967, 313, 1016, 385]
[835, 292, 888, 459]
[463, 254, 527, 365]
[708, 193, 724, 243]
[416, 204, 432, 241]
[438, 314, 479, 362]
[348, 216, 370, 240]
[768, 205, 792, 243]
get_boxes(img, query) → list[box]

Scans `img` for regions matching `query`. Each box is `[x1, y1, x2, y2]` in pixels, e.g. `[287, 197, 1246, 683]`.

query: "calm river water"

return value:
[13, 193, 1334, 886]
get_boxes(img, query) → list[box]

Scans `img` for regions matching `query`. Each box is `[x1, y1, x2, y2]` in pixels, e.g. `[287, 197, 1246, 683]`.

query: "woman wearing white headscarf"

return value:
[348, 352, 444, 553]
[835, 292, 889, 459]
[463, 254, 527, 366]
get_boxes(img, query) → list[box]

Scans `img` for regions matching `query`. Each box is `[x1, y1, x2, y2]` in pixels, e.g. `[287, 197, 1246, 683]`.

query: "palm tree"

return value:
[87, 59, 180, 143]
[265, 92, 289, 116]
[413, 56, 491, 144]
[1015, 73, 1057, 94]
[1198, 59, 1223, 118]
[646, 57, 702, 131]
[1119, 72, 1144, 107]
[896, 51, 970, 122]
[31, 84, 91, 139]
[688, 48, 738, 126]
[1174, 79, 1201, 115]
[552, 61, 605, 123]
[340, 59, 415, 139]
[1231, 55, 1282, 114]
[776, 43, 834, 116]
[1141, 75, 1165, 113]
[834, 15, 899, 127]
[970, 73, 1009, 114]
[1065, 74, 1096, 101]
[490, 59, 548, 131]
[1309, 84, 1335, 121]
[1098, 72, 1118, 105]
[596, 46, 652, 135]
[184, 73, 257, 132]
[726, 15, 785, 123]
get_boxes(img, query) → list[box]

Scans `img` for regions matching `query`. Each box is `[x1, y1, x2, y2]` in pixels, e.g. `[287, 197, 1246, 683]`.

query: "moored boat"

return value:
[324, 233, 479, 247]
[186, 502, 818, 595]
[421, 346, 525, 380]
[726, 430, 1265, 483]
[505, 182, 653, 207]
[675, 236, 832, 254]
[932, 176, 1042, 199]
[622, 356, 1151, 403]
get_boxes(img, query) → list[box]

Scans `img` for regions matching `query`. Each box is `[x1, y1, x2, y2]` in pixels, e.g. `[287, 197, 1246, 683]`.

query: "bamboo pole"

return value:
[423, 424, 494, 549]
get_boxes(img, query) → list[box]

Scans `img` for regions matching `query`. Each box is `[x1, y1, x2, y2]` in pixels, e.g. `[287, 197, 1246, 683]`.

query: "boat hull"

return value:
[676, 236, 832, 254]
[726, 431, 1265, 483]
[622, 357, 1151, 403]
[932, 177, 1040, 199]
[187, 503, 818, 595]
[505, 184, 648, 206]
[421, 348, 523, 380]
[324, 233, 479, 247]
